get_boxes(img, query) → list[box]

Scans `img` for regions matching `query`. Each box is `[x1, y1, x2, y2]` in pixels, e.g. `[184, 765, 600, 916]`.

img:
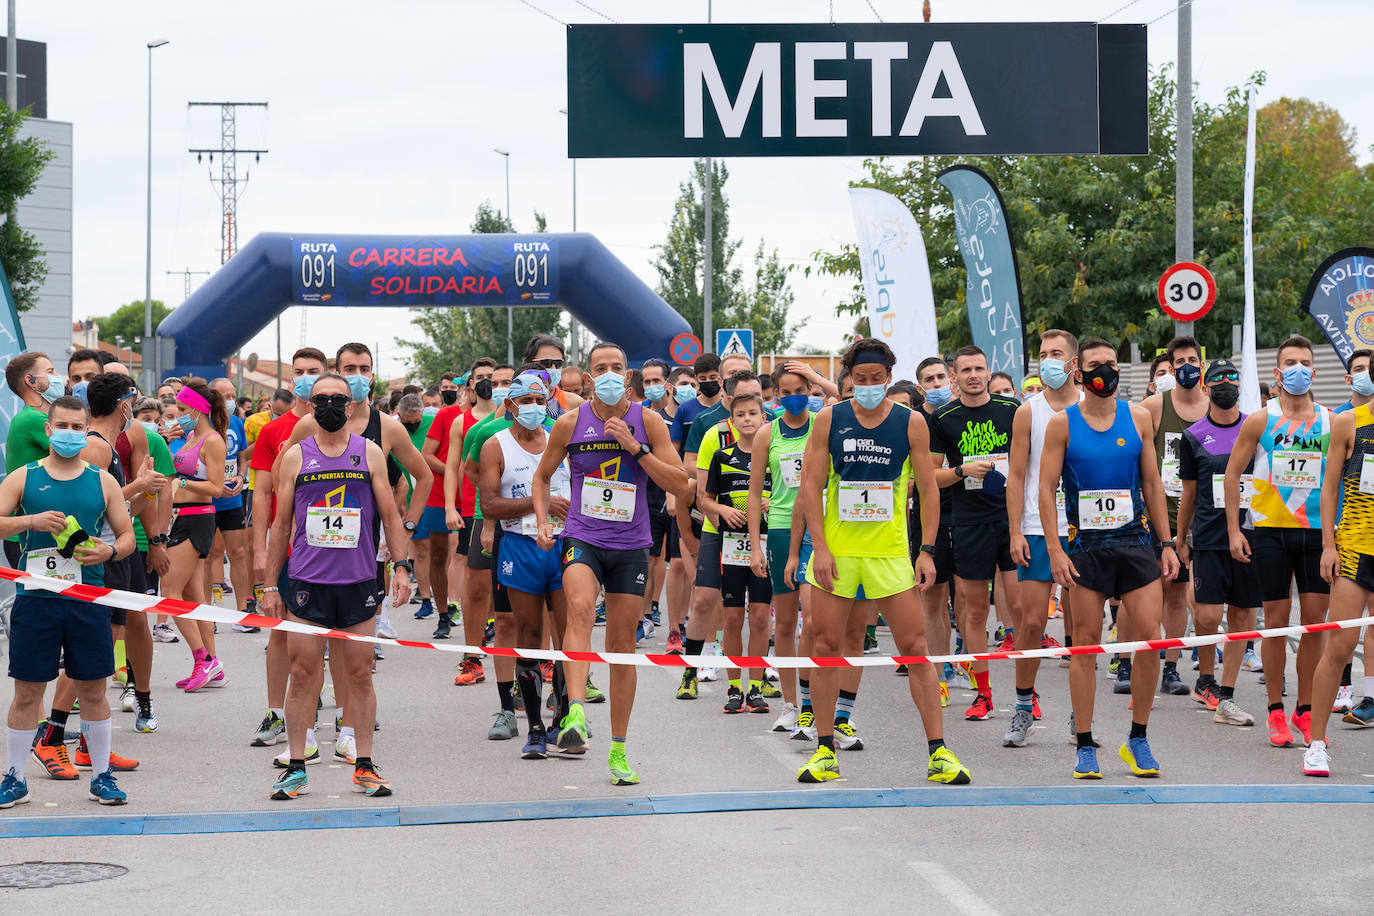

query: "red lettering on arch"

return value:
[369, 277, 385, 295]
[399, 248, 416, 267]
[363, 249, 383, 268]
[349, 247, 366, 267]
[451, 248, 468, 268]
[460, 275, 477, 294]
[485, 277, 502, 295]
[382, 249, 399, 267]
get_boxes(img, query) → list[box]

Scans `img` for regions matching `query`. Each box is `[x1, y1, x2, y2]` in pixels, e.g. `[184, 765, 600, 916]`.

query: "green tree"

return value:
[0, 103, 56, 313]
[87, 299, 172, 354]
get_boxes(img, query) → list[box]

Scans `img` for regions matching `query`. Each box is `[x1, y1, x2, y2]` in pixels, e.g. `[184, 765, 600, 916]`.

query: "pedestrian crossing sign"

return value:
[716, 328, 753, 360]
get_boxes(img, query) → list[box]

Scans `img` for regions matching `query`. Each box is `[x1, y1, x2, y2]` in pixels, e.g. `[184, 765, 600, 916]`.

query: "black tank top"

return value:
[364, 406, 405, 488]
[89, 430, 126, 486]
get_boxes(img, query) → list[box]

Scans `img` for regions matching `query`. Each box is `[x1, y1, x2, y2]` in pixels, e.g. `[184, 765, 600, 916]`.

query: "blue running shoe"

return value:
[521, 728, 548, 760]
[1343, 696, 1374, 727]
[413, 599, 434, 619]
[594, 603, 606, 626]
[1073, 746, 1102, 779]
[1119, 736, 1160, 777]
[89, 770, 127, 806]
[0, 768, 29, 808]
[651, 606, 662, 626]
[270, 767, 310, 800]
[943, 662, 955, 682]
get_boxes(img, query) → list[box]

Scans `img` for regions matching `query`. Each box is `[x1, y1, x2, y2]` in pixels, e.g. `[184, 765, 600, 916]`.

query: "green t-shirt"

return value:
[403, 414, 434, 501]
[6, 405, 48, 473]
[684, 402, 728, 456]
[133, 429, 176, 551]
[463, 412, 556, 520]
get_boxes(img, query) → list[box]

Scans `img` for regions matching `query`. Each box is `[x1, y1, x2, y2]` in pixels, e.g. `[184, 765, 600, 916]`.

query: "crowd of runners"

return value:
[1, 326, 1372, 806]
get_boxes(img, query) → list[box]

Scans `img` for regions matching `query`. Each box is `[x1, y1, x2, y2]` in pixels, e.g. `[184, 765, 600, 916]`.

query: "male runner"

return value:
[5, 352, 65, 565]
[1330, 349, 1374, 717]
[1005, 329, 1080, 747]
[639, 358, 675, 638]
[1175, 359, 1258, 727]
[395, 393, 434, 619]
[532, 342, 687, 785]
[914, 358, 957, 696]
[662, 366, 697, 652]
[262, 374, 413, 800]
[1224, 335, 1332, 748]
[1040, 338, 1178, 779]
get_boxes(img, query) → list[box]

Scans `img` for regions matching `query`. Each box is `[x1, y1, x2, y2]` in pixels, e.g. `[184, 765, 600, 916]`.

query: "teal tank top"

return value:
[17, 459, 108, 594]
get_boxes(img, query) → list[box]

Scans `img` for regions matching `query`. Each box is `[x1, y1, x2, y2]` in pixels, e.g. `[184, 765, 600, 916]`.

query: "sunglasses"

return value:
[1208, 371, 1240, 383]
[536, 358, 565, 370]
[311, 394, 350, 411]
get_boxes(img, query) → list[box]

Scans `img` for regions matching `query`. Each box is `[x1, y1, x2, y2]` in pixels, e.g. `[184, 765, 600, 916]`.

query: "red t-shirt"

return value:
[424, 405, 481, 514]
[249, 410, 303, 523]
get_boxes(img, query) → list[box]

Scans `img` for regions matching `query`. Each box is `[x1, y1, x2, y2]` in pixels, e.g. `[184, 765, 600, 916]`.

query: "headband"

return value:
[851, 348, 891, 369]
[177, 386, 212, 415]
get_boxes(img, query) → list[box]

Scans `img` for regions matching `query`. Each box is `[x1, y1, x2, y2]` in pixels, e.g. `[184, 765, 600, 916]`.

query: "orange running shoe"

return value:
[964, 692, 995, 721]
[31, 742, 78, 780]
[74, 741, 139, 771]
[540, 660, 554, 683]
[352, 763, 392, 797]
[1291, 709, 1313, 746]
[1267, 709, 1295, 748]
[454, 656, 486, 686]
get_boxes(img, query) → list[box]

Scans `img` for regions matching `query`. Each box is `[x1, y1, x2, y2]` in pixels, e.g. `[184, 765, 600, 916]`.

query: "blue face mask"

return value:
[807, 395, 824, 412]
[422, 405, 439, 417]
[1039, 358, 1071, 390]
[546, 367, 562, 388]
[294, 373, 320, 399]
[674, 384, 697, 405]
[1354, 371, 1374, 397]
[1282, 363, 1313, 395]
[516, 403, 546, 430]
[38, 373, 65, 404]
[780, 393, 809, 415]
[1175, 363, 1202, 389]
[175, 412, 198, 434]
[50, 428, 87, 458]
[71, 380, 90, 406]
[491, 386, 511, 405]
[593, 371, 626, 406]
[644, 384, 667, 403]
[343, 373, 372, 403]
[141, 421, 159, 435]
[853, 384, 887, 410]
[923, 385, 953, 408]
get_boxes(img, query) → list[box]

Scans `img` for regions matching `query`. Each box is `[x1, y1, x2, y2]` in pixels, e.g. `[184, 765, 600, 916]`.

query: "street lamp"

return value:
[494, 147, 513, 363]
[558, 108, 580, 364]
[144, 38, 169, 392]
[115, 335, 125, 361]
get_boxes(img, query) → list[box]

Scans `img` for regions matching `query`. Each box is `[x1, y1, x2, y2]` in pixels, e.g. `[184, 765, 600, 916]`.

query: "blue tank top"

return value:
[18, 459, 108, 594]
[289, 435, 377, 584]
[562, 401, 651, 550]
[1062, 401, 1155, 553]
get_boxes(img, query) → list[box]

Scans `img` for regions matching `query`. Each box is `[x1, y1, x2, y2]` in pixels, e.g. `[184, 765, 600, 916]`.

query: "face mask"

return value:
[1354, 371, 1374, 397]
[314, 402, 348, 432]
[175, 413, 198, 433]
[343, 373, 372, 403]
[1039, 358, 1071, 390]
[516, 403, 546, 430]
[473, 379, 493, 401]
[1281, 364, 1313, 395]
[698, 380, 721, 399]
[593, 371, 626, 406]
[490, 386, 511, 404]
[644, 384, 667, 403]
[38, 373, 65, 403]
[780, 393, 809, 415]
[674, 384, 697, 405]
[141, 421, 158, 435]
[807, 395, 824, 412]
[401, 419, 421, 434]
[50, 428, 87, 458]
[440, 389, 458, 406]
[423, 405, 439, 417]
[1209, 383, 1239, 410]
[1154, 373, 1177, 393]
[1081, 364, 1120, 398]
[853, 384, 886, 410]
[121, 404, 134, 432]
[72, 380, 89, 406]
[294, 373, 320, 399]
[1175, 364, 1202, 389]
[923, 385, 953, 409]
[546, 367, 562, 388]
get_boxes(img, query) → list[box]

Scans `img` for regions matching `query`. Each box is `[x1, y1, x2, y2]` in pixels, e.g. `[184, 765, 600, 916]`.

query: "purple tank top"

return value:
[563, 401, 652, 549]
[289, 434, 377, 584]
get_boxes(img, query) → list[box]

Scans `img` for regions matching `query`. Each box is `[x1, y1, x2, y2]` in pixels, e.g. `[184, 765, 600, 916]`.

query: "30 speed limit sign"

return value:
[1157, 261, 1217, 322]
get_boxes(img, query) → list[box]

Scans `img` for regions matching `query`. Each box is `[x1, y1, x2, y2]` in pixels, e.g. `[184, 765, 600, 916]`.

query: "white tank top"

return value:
[1020, 391, 1077, 537]
[496, 427, 570, 536]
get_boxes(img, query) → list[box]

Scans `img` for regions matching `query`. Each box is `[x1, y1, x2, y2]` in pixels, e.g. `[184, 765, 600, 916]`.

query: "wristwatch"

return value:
[149, 534, 170, 546]
[954, 465, 965, 479]
[392, 559, 415, 575]
[403, 519, 418, 533]
[919, 544, 937, 556]
[1160, 539, 1177, 551]
[635, 443, 651, 459]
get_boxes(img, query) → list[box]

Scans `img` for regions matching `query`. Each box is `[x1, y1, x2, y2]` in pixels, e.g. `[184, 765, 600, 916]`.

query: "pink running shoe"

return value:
[183, 655, 223, 692]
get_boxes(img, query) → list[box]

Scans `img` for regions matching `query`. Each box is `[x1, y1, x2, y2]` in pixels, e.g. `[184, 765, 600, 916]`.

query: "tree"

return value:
[87, 299, 172, 354]
[0, 103, 56, 313]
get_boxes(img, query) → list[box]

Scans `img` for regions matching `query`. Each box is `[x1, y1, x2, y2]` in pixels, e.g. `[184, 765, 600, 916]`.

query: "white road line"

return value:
[908, 861, 1001, 916]
[752, 734, 806, 775]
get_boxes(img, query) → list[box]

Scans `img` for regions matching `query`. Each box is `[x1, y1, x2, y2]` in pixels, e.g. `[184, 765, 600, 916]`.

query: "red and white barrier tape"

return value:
[3, 566, 1369, 669]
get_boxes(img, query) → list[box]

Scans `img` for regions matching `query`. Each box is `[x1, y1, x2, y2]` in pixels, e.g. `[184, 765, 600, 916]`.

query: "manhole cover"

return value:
[0, 862, 127, 889]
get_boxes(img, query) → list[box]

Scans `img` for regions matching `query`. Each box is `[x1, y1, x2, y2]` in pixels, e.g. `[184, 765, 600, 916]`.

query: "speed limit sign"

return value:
[1157, 262, 1217, 322]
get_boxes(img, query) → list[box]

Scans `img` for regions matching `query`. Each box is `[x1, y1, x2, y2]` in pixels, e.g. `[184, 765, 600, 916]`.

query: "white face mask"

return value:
[1154, 373, 1177, 393]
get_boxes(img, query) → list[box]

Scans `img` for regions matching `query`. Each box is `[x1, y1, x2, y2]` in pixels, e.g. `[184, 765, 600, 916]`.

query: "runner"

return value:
[395, 393, 435, 620]
[262, 373, 413, 800]
[4, 352, 65, 568]
[1005, 330, 1080, 747]
[205, 378, 255, 633]
[531, 341, 687, 785]
[638, 358, 675, 640]
[1175, 358, 1258, 728]
[1039, 337, 1177, 779]
[1331, 349, 1374, 717]
[913, 358, 957, 700]
[1224, 335, 1332, 748]
[0, 395, 136, 808]
[797, 338, 970, 785]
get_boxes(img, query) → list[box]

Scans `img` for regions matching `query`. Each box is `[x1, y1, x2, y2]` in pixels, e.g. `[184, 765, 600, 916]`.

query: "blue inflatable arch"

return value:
[156, 231, 691, 379]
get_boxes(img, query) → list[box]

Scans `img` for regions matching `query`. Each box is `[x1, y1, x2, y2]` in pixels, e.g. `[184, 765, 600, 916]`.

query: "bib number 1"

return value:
[837, 481, 893, 522]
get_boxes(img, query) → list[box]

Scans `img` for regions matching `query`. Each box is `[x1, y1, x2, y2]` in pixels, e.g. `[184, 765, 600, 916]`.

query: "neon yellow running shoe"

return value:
[608, 747, 639, 786]
[927, 746, 972, 785]
[939, 681, 949, 708]
[585, 677, 606, 704]
[556, 703, 589, 755]
[797, 746, 839, 783]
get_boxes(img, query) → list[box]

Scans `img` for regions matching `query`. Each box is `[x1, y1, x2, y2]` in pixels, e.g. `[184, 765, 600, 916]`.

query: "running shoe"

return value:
[927, 747, 971, 785]
[635, 618, 655, 643]
[272, 744, 321, 767]
[1119, 736, 1160, 777]
[556, 704, 589, 754]
[1301, 740, 1331, 777]
[376, 621, 398, 640]
[352, 763, 392, 797]
[665, 630, 684, 655]
[32, 740, 78, 780]
[1241, 648, 1262, 671]
[413, 598, 434, 619]
[135, 698, 157, 734]
[1113, 658, 1132, 694]
[1192, 681, 1222, 710]
[1073, 746, 1102, 779]
[454, 657, 485, 686]
[895, 664, 909, 676]
[723, 686, 745, 714]
[651, 605, 662, 626]
[270, 767, 309, 800]
[676, 668, 699, 700]
[1213, 698, 1255, 726]
[1344, 696, 1374, 726]
[0, 769, 29, 808]
[993, 625, 1006, 645]
[608, 747, 639, 786]
[206, 670, 228, 688]
[1334, 685, 1356, 713]
[997, 633, 1017, 653]
[950, 665, 973, 691]
[939, 681, 949, 708]
[251, 711, 286, 747]
[433, 617, 452, 640]
[540, 660, 554, 683]
[863, 632, 879, 654]
[1291, 709, 1313, 746]
[334, 733, 358, 763]
[797, 746, 839, 783]
[522, 728, 548, 760]
[488, 709, 519, 740]
[1040, 633, 1063, 651]
[585, 677, 606, 703]
[746, 685, 770, 714]
[1003, 708, 1033, 747]
[699, 643, 720, 682]
[89, 770, 127, 806]
[771, 702, 800, 733]
[758, 680, 782, 698]
[594, 603, 606, 626]
[942, 662, 955, 682]
[765, 666, 779, 683]
[791, 710, 818, 742]
[834, 721, 864, 750]
[1160, 665, 1189, 695]
[1032, 691, 1043, 720]
[964, 693, 994, 721]
[1267, 709, 1295, 747]
[119, 685, 136, 713]
[74, 742, 138, 771]
[232, 623, 260, 634]
[151, 622, 180, 642]
[1067, 713, 1101, 747]
[183, 655, 223, 692]
[1108, 658, 1120, 676]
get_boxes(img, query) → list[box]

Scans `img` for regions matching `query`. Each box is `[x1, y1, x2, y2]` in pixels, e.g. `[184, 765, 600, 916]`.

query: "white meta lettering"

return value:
[900, 42, 986, 137]
[795, 42, 848, 138]
[854, 41, 907, 136]
[683, 42, 782, 139]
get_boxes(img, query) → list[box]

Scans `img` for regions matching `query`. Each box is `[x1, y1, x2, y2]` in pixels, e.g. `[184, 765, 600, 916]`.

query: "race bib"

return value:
[224, 459, 238, 481]
[778, 450, 804, 488]
[580, 477, 636, 523]
[837, 480, 893, 522]
[26, 548, 80, 582]
[721, 533, 752, 566]
[1272, 449, 1321, 489]
[1078, 488, 1133, 531]
[1361, 455, 1374, 496]
[1211, 473, 1254, 509]
[962, 453, 1010, 491]
[520, 477, 570, 537]
[1055, 487, 1066, 514]
[306, 506, 360, 549]
[1160, 433, 1182, 497]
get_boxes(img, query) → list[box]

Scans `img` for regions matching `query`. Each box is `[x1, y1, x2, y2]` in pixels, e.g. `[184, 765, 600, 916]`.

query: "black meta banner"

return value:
[567, 22, 1147, 158]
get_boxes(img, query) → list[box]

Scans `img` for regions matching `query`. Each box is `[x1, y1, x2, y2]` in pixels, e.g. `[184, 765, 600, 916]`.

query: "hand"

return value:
[1321, 546, 1340, 584]
[131, 456, 161, 491]
[783, 554, 799, 590]
[480, 522, 495, 555]
[1228, 529, 1252, 564]
[915, 552, 936, 591]
[679, 532, 700, 558]
[717, 506, 746, 529]
[1176, 541, 1191, 568]
[220, 478, 240, 499]
[810, 545, 838, 591]
[146, 543, 170, 576]
[253, 547, 268, 584]
[391, 569, 412, 607]
[1160, 545, 1180, 581]
[665, 493, 676, 514]
[536, 521, 555, 551]
[761, 497, 770, 513]
[604, 415, 639, 452]
[27, 510, 67, 533]
[73, 539, 112, 566]
[261, 590, 285, 619]
[1010, 532, 1030, 567]
[1050, 549, 1079, 590]
[750, 546, 768, 579]
[377, 541, 391, 562]
[784, 360, 818, 383]
[549, 496, 571, 521]
[962, 460, 994, 480]
[445, 510, 462, 533]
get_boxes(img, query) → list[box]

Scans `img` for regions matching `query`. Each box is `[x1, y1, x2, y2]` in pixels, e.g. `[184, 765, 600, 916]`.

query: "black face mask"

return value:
[1080, 364, 1120, 398]
[440, 389, 458, 406]
[315, 403, 348, 433]
[474, 379, 493, 401]
[401, 420, 421, 434]
[698, 380, 721, 398]
[1209, 383, 1239, 409]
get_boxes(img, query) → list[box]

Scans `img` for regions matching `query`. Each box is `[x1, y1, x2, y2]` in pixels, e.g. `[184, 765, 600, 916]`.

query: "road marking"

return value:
[753, 734, 804, 775]
[908, 861, 1001, 916]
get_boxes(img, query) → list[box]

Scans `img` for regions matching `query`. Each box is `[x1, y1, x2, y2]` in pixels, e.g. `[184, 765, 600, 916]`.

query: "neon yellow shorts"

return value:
[806, 555, 914, 600]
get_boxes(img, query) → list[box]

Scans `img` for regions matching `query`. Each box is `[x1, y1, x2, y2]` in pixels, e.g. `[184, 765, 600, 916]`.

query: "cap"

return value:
[1204, 358, 1240, 383]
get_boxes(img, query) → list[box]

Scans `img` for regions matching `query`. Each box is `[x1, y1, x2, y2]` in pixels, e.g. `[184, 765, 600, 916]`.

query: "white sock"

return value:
[6, 727, 30, 780]
[1365, 676, 1374, 697]
[377, 596, 392, 630]
[305, 727, 316, 746]
[270, 707, 285, 719]
[339, 726, 355, 742]
[83, 717, 112, 776]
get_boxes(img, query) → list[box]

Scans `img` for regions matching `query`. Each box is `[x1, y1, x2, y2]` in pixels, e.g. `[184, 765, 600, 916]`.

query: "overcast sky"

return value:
[20, 0, 1374, 379]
